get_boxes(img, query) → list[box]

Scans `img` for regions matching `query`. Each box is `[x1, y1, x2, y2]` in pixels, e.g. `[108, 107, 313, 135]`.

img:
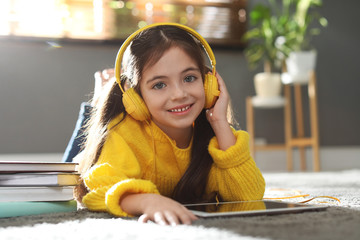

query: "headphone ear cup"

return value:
[204, 73, 220, 109]
[122, 88, 151, 121]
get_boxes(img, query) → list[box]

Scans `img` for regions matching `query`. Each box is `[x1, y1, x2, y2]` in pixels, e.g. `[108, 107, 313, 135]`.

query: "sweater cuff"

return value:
[82, 186, 111, 211]
[105, 179, 160, 217]
[208, 130, 251, 169]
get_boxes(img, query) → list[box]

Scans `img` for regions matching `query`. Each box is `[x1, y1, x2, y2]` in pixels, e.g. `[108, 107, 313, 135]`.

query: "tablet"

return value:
[184, 200, 327, 218]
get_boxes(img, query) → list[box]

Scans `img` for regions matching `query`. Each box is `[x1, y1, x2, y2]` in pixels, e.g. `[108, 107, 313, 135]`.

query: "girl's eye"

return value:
[184, 75, 197, 83]
[152, 82, 166, 90]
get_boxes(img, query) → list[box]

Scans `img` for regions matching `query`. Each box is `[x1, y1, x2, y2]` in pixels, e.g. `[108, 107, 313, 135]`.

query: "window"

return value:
[0, 0, 247, 47]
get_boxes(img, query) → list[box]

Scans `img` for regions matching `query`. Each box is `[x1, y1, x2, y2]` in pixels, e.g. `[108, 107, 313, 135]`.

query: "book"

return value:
[0, 173, 80, 187]
[0, 186, 75, 202]
[0, 161, 80, 217]
[0, 200, 77, 218]
[0, 161, 78, 173]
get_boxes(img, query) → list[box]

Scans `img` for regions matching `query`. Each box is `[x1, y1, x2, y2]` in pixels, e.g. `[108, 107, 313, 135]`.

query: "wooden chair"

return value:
[283, 71, 320, 171]
[246, 96, 287, 162]
[246, 71, 320, 171]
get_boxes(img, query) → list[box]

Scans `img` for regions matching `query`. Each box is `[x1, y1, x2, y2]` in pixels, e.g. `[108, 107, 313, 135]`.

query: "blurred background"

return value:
[0, 0, 359, 171]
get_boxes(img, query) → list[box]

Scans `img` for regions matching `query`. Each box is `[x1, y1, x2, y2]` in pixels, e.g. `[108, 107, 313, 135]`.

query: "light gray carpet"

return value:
[1, 170, 359, 240]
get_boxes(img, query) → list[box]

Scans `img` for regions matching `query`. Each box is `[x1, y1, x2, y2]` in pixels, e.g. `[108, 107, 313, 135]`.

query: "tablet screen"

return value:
[184, 200, 327, 217]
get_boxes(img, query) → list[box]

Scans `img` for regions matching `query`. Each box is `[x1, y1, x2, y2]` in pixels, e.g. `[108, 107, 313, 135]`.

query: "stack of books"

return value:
[0, 161, 80, 218]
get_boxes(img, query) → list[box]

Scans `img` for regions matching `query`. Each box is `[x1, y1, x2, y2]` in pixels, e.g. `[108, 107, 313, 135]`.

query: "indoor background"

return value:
[0, 0, 359, 171]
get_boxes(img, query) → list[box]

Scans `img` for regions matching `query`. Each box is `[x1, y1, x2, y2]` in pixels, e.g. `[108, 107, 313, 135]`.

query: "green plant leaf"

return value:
[244, 0, 327, 70]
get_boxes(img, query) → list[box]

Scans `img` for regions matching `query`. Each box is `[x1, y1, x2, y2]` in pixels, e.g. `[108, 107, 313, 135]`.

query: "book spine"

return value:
[0, 174, 80, 187]
[0, 200, 77, 218]
[0, 186, 75, 202]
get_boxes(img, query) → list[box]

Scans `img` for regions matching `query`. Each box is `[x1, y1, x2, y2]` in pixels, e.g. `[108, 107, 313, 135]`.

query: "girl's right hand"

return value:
[139, 194, 198, 226]
[121, 193, 198, 226]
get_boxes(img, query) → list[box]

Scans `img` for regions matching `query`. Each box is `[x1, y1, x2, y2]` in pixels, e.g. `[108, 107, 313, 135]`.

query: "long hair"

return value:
[75, 25, 237, 203]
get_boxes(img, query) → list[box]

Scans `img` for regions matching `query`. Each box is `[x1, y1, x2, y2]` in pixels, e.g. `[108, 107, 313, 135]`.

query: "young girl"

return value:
[75, 23, 265, 226]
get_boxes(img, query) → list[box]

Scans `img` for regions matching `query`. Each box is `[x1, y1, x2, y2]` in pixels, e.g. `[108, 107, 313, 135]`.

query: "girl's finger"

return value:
[177, 210, 198, 225]
[138, 213, 151, 223]
[163, 211, 180, 226]
[215, 72, 228, 95]
[154, 212, 168, 225]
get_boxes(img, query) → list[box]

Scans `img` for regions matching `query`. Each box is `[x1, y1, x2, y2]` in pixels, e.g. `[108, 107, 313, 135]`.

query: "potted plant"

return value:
[244, 0, 328, 92]
[280, 0, 328, 84]
[243, 0, 290, 98]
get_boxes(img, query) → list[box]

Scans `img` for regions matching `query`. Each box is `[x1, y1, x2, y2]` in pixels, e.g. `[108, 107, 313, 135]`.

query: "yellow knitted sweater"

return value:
[82, 114, 265, 217]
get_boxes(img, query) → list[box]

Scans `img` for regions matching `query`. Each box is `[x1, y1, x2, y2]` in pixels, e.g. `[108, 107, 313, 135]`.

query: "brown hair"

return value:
[75, 25, 236, 204]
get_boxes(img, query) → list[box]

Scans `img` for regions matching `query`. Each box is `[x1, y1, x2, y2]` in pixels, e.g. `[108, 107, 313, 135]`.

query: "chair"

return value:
[246, 71, 320, 171]
[283, 71, 320, 171]
[246, 96, 287, 163]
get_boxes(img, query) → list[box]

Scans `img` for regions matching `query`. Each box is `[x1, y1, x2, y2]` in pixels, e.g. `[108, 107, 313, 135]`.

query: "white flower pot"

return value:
[283, 51, 317, 85]
[254, 72, 282, 98]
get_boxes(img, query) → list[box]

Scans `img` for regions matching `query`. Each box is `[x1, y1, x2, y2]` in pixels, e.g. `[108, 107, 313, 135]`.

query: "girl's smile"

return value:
[140, 46, 205, 146]
[168, 104, 192, 114]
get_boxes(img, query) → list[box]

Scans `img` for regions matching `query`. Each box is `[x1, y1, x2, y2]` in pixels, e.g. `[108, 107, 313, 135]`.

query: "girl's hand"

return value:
[205, 72, 236, 150]
[205, 72, 230, 124]
[121, 193, 198, 226]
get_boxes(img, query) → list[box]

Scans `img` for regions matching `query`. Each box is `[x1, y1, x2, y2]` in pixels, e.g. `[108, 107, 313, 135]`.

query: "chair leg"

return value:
[309, 71, 320, 171]
[284, 85, 293, 171]
[294, 84, 307, 171]
[246, 97, 255, 159]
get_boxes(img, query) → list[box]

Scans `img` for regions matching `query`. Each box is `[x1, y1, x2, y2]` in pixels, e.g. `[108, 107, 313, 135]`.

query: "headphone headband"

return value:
[114, 23, 217, 92]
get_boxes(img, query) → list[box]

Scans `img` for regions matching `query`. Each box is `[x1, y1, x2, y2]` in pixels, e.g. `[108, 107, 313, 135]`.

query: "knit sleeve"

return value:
[207, 130, 265, 201]
[81, 130, 159, 217]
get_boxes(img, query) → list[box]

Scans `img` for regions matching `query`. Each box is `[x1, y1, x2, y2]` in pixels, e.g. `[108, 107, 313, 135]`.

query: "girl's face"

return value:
[140, 46, 205, 136]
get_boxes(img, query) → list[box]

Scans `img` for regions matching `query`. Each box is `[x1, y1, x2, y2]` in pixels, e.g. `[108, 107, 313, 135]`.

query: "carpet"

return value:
[1, 170, 359, 240]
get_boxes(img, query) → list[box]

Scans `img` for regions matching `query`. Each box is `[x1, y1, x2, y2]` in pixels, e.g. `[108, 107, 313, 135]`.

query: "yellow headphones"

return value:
[114, 22, 220, 121]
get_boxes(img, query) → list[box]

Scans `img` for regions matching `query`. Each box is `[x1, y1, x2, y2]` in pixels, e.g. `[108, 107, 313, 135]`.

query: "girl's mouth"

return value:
[168, 104, 192, 113]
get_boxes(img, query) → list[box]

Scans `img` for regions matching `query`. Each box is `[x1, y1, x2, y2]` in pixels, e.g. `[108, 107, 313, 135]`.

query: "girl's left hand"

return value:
[205, 72, 230, 124]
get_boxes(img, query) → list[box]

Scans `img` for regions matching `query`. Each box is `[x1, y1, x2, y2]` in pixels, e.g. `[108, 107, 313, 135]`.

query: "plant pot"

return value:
[254, 72, 282, 98]
[282, 50, 317, 84]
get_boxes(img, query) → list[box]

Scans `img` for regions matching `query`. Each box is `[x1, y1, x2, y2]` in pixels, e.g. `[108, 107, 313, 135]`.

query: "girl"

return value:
[75, 24, 265, 226]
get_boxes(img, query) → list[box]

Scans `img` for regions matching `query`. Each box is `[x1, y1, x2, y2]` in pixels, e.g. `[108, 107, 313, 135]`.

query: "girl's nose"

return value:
[171, 84, 187, 100]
